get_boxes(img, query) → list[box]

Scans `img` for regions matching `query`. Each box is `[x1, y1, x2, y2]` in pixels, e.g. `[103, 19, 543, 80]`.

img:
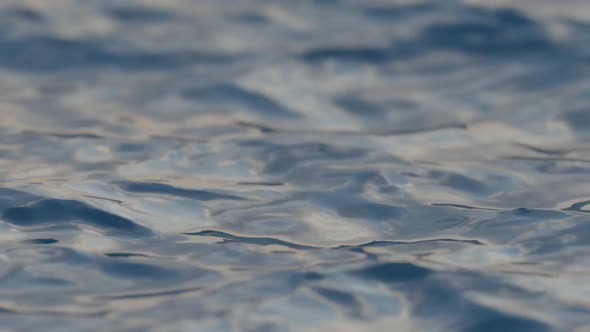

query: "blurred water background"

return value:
[1, 0, 590, 331]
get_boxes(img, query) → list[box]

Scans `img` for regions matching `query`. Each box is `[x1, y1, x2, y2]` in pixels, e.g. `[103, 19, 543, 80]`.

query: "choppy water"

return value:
[1, 0, 590, 330]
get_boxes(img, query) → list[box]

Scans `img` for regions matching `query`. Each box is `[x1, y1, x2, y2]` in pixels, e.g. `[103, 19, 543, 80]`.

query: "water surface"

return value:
[1, 0, 590, 331]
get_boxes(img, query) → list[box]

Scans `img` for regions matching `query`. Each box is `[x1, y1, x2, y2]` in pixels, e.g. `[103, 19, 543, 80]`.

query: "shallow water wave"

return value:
[0, 0, 590, 331]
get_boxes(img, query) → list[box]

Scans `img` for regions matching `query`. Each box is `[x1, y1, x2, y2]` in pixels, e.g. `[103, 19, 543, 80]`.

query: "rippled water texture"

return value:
[1, 0, 590, 330]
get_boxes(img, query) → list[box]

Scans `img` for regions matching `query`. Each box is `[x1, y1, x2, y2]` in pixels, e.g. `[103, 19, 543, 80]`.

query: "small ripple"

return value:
[563, 200, 590, 213]
[340, 238, 485, 248]
[352, 262, 431, 283]
[106, 6, 178, 23]
[104, 252, 154, 258]
[431, 203, 500, 211]
[417, 8, 555, 57]
[82, 195, 123, 204]
[99, 260, 179, 280]
[312, 286, 364, 318]
[21, 130, 105, 140]
[0, 36, 240, 71]
[236, 121, 468, 137]
[462, 315, 550, 332]
[184, 230, 316, 250]
[118, 181, 246, 201]
[0, 306, 107, 318]
[364, 3, 437, 20]
[95, 286, 204, 301]
[237, 181, 284, 186]
[2, 199, 151, 235]
[559, 109, 590, 132]
[182, 84, 301, 119]
[21, 238, 59, 245]
[0, 7, 43, 22]
[300, 47, 392, 64]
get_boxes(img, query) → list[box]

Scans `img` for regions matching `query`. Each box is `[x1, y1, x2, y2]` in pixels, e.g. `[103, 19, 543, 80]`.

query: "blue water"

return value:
[1, 0, 590, 330]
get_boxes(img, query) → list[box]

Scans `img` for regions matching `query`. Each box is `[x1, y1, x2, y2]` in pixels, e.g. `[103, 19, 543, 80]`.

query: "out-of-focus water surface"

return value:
[1, 0, 590, 330]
